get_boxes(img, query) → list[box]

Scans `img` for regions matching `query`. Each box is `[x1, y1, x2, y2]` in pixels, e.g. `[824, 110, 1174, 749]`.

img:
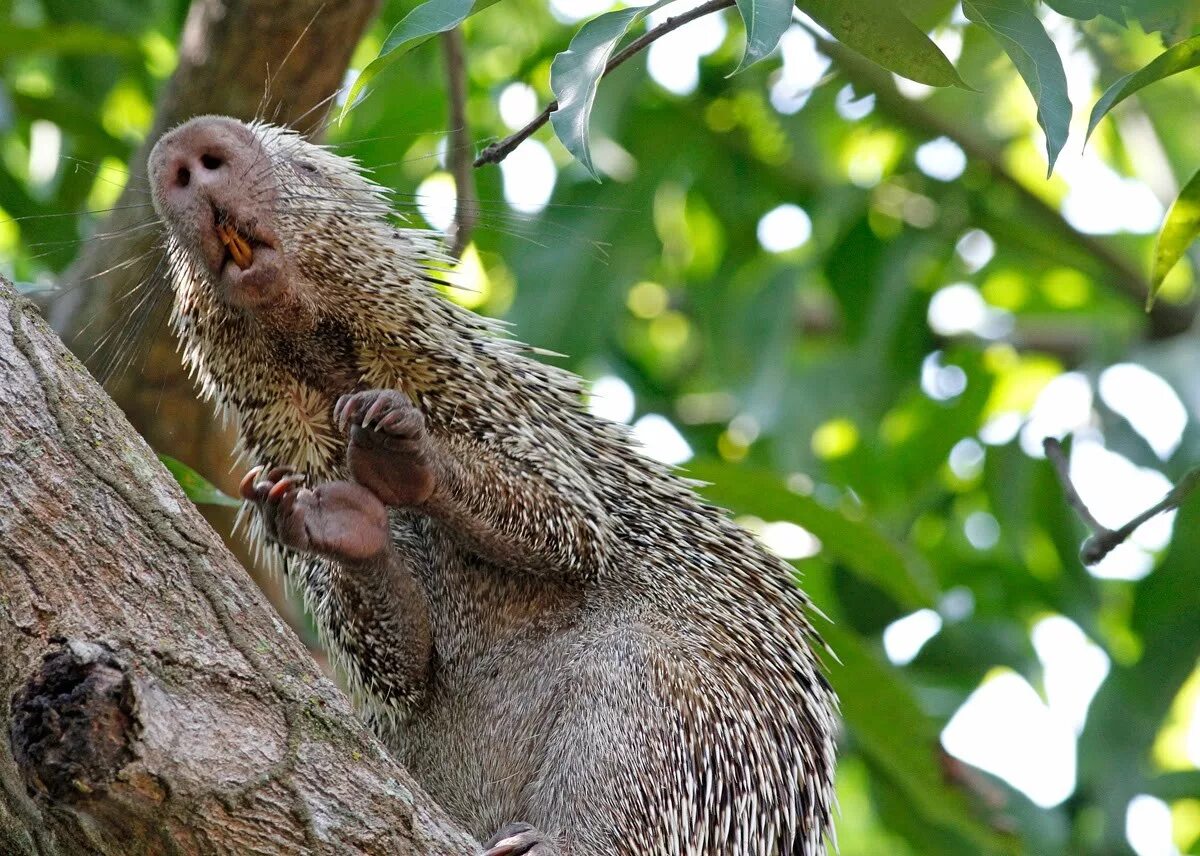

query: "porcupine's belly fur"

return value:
[392, 597, 682, 851]
[366, 530, 821, 854]
[348, 513, 592, 836]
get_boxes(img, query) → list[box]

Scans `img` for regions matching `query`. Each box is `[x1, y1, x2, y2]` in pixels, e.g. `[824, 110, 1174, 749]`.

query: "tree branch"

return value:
[1043, 436, 1200, 564]
[442, 27, 477, 257]
[43, 0, 382, 660]
[0, 274, 475, 854]
[473, 0, 736, 168]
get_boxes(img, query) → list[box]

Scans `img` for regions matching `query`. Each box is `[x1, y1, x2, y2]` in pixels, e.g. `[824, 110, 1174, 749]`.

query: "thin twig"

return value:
[442, 26, 477, 257]
[473, 0, 736, 168]
[1043, 437, 1106, 532]
[1044, 437, 1200, 564]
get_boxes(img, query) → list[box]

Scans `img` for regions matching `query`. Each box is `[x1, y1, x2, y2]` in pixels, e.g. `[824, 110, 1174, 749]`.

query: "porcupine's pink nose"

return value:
[149, 116, 284, 309]
[162, 140, 226, 193]
[150, 116, 264, 211]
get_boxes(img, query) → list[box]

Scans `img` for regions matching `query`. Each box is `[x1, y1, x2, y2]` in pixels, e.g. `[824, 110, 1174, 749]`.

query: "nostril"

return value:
[199, 153, 223, 171]
[176, 165, 191, 188]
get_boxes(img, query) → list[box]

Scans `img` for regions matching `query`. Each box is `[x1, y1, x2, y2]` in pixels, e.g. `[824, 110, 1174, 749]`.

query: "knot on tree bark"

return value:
[10, 640, 138, 803]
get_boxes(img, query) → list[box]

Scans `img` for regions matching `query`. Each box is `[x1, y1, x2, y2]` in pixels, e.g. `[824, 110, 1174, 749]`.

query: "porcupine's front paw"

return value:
[240, 467, 390, 563]
[480, 823, 561, 856]
[335, 389, 438, 508]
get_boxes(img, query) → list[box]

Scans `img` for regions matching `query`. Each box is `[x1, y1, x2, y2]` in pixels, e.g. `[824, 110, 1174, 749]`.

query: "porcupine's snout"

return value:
[149, 115, 284, 310]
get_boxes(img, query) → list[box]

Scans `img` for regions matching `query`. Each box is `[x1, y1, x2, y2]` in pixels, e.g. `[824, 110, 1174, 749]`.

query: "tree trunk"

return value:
[0, 275, 475, 855]
[45, 0, 383, 651]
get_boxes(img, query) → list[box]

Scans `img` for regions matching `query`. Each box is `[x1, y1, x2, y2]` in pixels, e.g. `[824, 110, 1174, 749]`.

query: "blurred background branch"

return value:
[473, 0, 735, 167]
[442, 25, 476, 257]
[1046, 436, 1200, 563]
[37, 0, 381, 660]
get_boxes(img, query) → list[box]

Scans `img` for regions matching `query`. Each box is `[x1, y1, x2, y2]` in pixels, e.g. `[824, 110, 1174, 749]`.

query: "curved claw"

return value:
[362, 395, 390, 430]
[334, 393, 353, 431]
[267, 473, 305, 502]
[239, 465, 265, 499]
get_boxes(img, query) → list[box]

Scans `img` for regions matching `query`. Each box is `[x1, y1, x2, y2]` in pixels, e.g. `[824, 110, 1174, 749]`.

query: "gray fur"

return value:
[150, 116, 838, 855]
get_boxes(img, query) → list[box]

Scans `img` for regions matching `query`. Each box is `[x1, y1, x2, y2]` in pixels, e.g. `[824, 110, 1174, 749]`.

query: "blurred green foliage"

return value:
[3, 0, 1200, 852]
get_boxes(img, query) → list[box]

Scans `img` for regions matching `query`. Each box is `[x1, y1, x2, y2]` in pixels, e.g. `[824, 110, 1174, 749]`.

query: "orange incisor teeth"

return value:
[217, 223, 254, 269]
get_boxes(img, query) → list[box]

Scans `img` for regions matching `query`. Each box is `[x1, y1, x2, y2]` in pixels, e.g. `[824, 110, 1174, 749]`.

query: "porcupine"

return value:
[147, 115, 838, 856]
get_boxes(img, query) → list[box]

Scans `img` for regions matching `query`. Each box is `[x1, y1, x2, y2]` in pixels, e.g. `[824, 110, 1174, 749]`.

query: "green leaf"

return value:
[896, 0, 961, 30]
[1148, 167, 1200, 308]
[823, 622, 1017, 854]
[549, 0, 673, 180]
[686, 459, 938, 609]
[1125, 0, 1199, 41]
[799, 0, 969, 88]
[1041, 0, 1125, 22]
[0, 23, 141, 57]
[962, 0, 1071, 175]
[733, 0, 793, 72]
[1086, 35, 1200, 142]
[338, 0, 504, 123]
[159, 454, 241, 508]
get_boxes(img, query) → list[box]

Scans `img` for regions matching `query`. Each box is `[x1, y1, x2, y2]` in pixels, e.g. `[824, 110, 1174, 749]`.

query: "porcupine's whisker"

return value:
[25, 237, 158, 275]
[288, 88, 343, 137]
[269, 194, 614, 262]
[70, 247, 164, 335]
[92, 284, 163, 383]
[0, 203, 156, 225]
[22, 212, 163, 310]
[24, 236, 161, 318]
[88, 216, 163, 239]
[61, 155, 153, 191]
[22, 223, 156, 259]
[97, 295, 169, 385]
[318, 129, 442, 149]
[6, 207, 158, 273]
[88, 254, 172, 384]
[266, 201, 604, 261]
[254, 5, 328, 126]
[268, 182, 635, 224]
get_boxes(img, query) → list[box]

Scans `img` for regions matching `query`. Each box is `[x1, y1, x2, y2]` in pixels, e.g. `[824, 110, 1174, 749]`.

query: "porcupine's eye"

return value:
[295, 160, 319, 176]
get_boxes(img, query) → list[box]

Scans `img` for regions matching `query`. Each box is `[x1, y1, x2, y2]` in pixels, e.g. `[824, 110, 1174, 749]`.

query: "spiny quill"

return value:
[150, 115, 837, 855]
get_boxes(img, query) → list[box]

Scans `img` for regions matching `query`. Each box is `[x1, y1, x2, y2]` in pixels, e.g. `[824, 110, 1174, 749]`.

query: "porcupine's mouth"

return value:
[215, 210, 256, 270]
[204, 205, 283, 310]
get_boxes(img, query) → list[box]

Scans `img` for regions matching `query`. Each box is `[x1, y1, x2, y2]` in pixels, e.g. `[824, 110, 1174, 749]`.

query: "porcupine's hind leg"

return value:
[473, 625, 698, 856]
[240, 468, 434, 710]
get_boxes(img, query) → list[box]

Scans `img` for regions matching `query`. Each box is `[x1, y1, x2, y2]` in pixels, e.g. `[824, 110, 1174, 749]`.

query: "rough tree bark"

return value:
[0, 276, 475, 854]
[46, 0, 383, 647]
